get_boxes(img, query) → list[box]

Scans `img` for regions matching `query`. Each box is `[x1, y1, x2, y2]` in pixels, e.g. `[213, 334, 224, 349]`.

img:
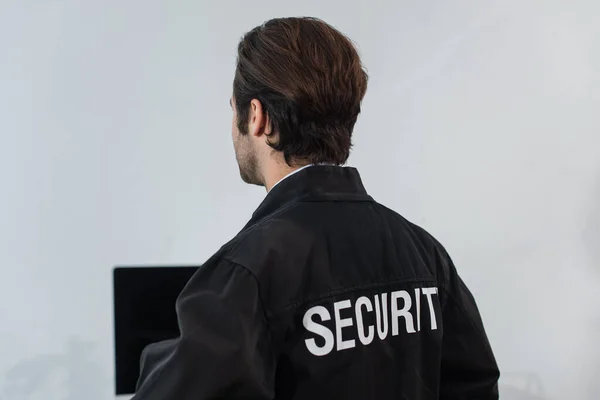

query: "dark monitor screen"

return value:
[113, 266, 197, 395]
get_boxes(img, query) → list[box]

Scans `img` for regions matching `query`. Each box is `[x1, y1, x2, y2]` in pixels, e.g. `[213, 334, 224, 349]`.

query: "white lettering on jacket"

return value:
[303, 287, 439, 356]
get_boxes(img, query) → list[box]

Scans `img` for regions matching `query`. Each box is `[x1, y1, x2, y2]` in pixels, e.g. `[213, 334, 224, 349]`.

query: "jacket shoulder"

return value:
[220, 208, 310, 275]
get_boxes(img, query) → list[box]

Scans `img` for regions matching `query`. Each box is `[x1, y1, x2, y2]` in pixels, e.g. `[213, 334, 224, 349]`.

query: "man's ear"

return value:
[248, 99, 272, 138]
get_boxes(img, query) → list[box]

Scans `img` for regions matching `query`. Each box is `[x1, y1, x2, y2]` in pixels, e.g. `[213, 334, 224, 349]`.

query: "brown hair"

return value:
[233, 17, 368, 165]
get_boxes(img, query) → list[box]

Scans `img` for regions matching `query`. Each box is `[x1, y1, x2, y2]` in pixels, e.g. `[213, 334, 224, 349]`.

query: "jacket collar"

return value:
[245, 166, 373, 227]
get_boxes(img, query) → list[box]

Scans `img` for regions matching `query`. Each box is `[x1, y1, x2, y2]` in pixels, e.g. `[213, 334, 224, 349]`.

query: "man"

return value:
[133, 17, 499, 399]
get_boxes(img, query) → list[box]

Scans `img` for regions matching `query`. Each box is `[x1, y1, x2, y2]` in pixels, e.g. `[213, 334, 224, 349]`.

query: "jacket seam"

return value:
[270, 276, 438, 317]
[234, 200, 305, 240]
[220, 257, 275, 341]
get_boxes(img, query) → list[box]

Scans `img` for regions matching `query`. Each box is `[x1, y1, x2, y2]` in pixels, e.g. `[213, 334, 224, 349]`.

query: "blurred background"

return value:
[1, 0, 599, 399]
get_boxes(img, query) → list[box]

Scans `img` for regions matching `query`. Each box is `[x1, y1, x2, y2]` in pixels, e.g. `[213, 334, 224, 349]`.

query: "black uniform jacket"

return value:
[133, 166, 499, 400]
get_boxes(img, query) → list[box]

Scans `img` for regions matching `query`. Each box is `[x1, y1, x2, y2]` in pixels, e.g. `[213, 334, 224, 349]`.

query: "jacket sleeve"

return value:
[437, 250, 500, 399]
[132, 257, 275, 400]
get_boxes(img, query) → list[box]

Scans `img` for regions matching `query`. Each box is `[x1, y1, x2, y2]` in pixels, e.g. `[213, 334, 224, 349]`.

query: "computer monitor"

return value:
[113, 266, 198, 395]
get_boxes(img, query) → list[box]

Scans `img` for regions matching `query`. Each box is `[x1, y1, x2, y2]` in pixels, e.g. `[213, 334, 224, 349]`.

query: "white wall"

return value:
[1, 1, 598, 399]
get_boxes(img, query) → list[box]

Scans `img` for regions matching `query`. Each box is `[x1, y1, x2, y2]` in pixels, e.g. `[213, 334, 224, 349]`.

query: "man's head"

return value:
[231, 17, 368, 189]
